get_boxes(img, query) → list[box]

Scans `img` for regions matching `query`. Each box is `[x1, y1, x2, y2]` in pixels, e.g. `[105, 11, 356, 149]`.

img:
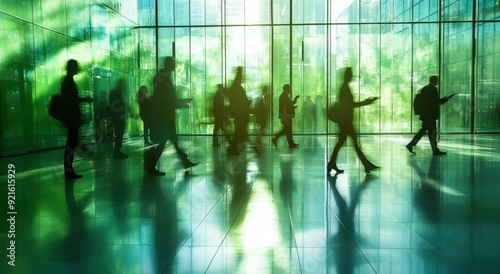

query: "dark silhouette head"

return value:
[164, 57, 175, 72]
[233, 66, 243, 86]
[283, 84, 291, 94]
[138, 85, 147, 97]
[343, 67, 353, 83]
[429, 75, 439, 86]
[116, 78, 126, 90]
[66, 59, 79, 76]
[262, 85, 269, 95]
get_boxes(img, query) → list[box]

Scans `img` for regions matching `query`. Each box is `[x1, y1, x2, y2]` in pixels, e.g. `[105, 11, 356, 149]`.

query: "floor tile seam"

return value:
[321, 189, 377, 273]
[203, 170, 265, 273]
[161, 183, 232, 273]
[284, 199, 305, 274]
[437, 249, 484, 274]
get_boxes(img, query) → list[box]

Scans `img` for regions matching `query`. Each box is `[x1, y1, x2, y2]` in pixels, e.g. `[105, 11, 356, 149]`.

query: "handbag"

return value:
[48, 94, 65, 121]
[327, 102, 341, 123]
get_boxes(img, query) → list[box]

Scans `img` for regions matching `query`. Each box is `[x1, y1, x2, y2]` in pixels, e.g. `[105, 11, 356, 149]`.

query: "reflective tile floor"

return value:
[1, 134, 500, 274]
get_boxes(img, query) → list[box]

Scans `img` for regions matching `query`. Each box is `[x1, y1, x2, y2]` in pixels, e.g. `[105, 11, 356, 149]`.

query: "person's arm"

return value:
[353, 97, 378, 108]
[437, 96, 448, 105]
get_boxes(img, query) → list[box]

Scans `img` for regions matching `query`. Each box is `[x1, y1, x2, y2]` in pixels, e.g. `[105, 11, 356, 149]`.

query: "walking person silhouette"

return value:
[406, 75, 450, 156]
[327, 67, 379, 174]
[272, 84, 299, 148]
[146, 57, 197, 176]
[227, 66, 251, 155]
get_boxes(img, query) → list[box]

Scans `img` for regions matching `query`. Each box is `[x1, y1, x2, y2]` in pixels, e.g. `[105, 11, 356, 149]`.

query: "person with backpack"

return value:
[406, 74, 449, 156]
[61, 59, 92, 179]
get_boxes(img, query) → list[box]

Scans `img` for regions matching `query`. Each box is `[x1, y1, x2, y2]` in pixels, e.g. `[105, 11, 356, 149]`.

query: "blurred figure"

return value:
[406, 75, 449, 156]
[227, 66, 251, 155]
[94, 91, 110, 141]
[327, 67, 378, 174]
[314, 95, 324, 133]
[303, 95, 315, 133]
[147, 57, 197, 176]
[61, 59, 92, 179]
[212, 84, 230, 147]
[137, 85, 152, 146]
[272, 84, 299, 148]
[109, 78, 129, 159]
[254, 85, 270, 144]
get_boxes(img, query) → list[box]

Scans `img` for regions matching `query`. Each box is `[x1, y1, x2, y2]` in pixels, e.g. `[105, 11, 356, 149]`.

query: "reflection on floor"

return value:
[1, 134, 499, 273]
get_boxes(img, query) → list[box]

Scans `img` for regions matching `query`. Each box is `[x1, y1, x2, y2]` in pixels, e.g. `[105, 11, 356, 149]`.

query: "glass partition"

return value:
[1, 0, 500, 155]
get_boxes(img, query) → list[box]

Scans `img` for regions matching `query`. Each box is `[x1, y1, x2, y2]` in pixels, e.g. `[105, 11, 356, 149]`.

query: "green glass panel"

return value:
[380, 24, 412, 133]
[476, 23, 500, 132]
[245, 0, 271, 25]
[158, 0, 174, 26]
[226, 0, 245, 25]
[477, 0, 500, 21]
[273, 26, 291, 134]
[360, 0, 381, 23]
[175, 0, 189, 26]
[442, 0, 472, 21]
[0, 15, 36, 154]
[359, 25, 381, 134]
[190, 0, 205, 25]
[414, 0, 439, 22]
[412, 24, 439, 132]
[273, 0, 290, 24]
[67, 0, 91, 41]
[206, 0, 222, 25]
[332, 0, 359, 24]
[34, 28, 68, 150]
[138, 0, 156, 26]
[91, 5, 111, 51]
[0, 0, 32, 22]
[441, 23, 472, 133]
[33, 0, 67, 35]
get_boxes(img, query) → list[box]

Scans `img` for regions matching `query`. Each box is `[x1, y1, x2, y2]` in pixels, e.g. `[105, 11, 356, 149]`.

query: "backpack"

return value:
[48, 94, 65, 121]
[413, 90, 424, 115]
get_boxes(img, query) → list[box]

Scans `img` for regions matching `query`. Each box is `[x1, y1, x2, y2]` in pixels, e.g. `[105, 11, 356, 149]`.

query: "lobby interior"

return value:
[1, 0, 500, 273]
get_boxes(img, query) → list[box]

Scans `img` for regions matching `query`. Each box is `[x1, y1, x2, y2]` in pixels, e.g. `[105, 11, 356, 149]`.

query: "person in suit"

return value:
[327, 67, 378, 174]
[61, 59, 92, 179]
[272, 84, 299, 148]
[406, 75, 449, 156]
[147, 57, 197, 176]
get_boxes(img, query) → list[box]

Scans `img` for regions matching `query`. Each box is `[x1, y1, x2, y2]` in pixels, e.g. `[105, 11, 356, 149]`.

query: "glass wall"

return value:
[1, 0, 500, 155]
[133, 0, 500, 138]
[0, 0, 138, 156]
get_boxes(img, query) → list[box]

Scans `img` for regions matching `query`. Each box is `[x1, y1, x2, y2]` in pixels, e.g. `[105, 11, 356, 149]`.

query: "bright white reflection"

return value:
[234, 178, 288, 272]
[421, 178, 465, 197]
